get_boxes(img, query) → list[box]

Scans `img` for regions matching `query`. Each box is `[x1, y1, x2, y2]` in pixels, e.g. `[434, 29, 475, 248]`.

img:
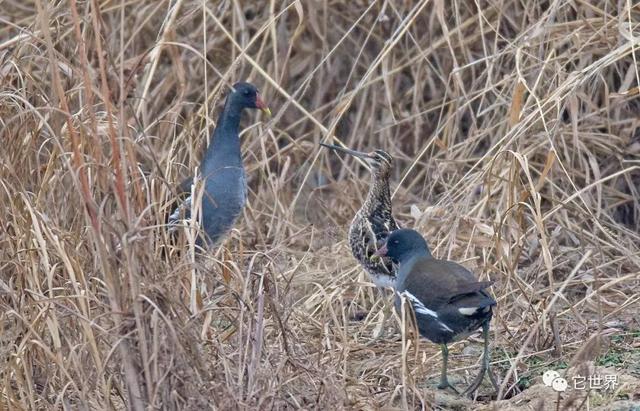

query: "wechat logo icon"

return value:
[543, 370, 568, 392]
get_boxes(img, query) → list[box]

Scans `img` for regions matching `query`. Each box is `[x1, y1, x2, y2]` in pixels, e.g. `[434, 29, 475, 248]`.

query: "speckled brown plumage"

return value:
[320, 144, 399, 288]
[347, 150, 399, 288]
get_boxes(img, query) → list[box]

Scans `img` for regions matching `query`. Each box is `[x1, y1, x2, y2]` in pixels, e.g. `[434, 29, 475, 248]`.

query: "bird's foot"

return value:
[462, 373, 483, 397]
[437, 380, 460, 394]
[462, 365, 499, 397]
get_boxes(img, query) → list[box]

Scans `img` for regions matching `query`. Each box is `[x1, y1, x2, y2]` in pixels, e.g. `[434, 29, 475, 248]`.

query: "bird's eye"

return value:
[393, 240, 399, 244]
[243, 89, 251, 96]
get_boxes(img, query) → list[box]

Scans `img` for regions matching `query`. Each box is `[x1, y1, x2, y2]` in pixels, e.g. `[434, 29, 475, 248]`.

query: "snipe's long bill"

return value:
[319, 142, 371, 160]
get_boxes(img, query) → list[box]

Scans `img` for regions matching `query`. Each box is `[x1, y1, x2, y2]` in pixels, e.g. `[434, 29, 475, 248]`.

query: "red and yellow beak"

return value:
[255, 94, 271, 117]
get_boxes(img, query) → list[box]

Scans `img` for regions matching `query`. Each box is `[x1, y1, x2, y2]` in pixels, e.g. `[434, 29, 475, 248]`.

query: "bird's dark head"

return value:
[319, 143, 393, 174]
[374, 228, 431, 263]
[228, 82, 271, 116]
[367, 149, 393, 174]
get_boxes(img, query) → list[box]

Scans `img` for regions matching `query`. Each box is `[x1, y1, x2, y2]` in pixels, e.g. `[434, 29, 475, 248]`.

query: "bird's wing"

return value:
[369, 213, 395, 239]
[402, 258, 493, 308]
[449, 280, 494, 298]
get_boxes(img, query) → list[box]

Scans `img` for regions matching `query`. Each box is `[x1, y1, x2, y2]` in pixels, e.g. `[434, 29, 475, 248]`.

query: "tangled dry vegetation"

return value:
[2, 0, 640, 410]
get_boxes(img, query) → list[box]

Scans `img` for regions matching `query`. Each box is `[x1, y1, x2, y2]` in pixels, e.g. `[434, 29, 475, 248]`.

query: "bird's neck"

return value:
[363, 169, 392, 212]
[206, 101, 243, 162]
[397, 250, 432, 272]
[216, 100, 243, 140]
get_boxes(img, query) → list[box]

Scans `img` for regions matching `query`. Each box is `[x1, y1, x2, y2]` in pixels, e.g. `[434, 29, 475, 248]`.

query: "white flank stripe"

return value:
[401, 291, 454, 333]
[439, 321, 454, 332]
[401, 291, 438, 318]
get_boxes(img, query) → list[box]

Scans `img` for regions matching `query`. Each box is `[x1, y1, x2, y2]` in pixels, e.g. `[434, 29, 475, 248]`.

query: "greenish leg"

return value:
[437, 344, 459, 393]
[463, 322, 499, 396]
[438, 344, 449, 389]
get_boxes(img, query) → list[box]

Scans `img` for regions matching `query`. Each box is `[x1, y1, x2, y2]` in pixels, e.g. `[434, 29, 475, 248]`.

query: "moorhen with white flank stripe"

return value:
[320, 143, 399, 337]
[169, 82, 270, 246]
[375, 228, 499, 395]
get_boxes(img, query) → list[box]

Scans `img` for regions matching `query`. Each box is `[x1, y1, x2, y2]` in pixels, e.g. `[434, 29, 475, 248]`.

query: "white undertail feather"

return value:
[458, 307, 480, 316]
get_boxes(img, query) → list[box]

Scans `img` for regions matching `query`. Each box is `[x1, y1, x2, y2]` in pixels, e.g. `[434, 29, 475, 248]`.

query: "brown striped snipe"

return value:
[320, 143, 399, 337]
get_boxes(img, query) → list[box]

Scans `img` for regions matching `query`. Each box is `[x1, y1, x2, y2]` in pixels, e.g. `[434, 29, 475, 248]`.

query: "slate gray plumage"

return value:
[376, 228, 499, 395]
[169, 82, 270, 246]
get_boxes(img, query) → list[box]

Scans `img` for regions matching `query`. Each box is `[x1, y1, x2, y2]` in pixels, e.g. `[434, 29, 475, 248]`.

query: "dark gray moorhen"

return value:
[169, 82, 270, 246]
[375, 228, 499, 395]
[320, 143, 399, 337]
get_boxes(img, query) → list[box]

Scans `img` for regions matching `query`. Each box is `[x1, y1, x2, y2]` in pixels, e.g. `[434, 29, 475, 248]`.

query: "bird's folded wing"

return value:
[447, 280, 494, 303]
[400, 258, 495, 307]
[453, 280, 494, 294]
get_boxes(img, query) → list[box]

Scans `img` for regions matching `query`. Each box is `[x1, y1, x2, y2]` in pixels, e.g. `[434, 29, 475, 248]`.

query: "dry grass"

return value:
[1, 0, 640, 410]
